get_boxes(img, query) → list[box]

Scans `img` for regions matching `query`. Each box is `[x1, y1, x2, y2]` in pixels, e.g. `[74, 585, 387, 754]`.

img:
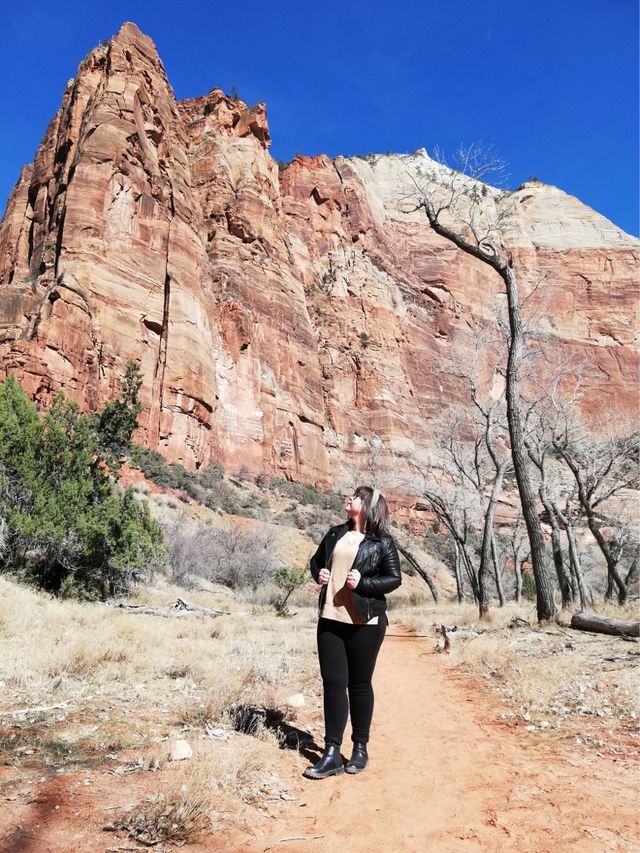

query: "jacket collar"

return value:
[327, 523, 379, 569]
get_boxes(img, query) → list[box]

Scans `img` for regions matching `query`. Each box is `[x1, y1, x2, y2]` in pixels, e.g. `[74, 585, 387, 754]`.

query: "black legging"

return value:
[317, 614, 387, 747]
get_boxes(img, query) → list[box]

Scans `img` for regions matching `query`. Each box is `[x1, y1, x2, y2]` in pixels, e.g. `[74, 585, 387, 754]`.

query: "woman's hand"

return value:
[346, 569, 361, 590]
[318, 568, 331, 585]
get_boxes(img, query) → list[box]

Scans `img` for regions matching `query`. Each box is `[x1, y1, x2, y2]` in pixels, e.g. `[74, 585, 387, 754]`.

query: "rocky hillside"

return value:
[0, 23, 637, 489]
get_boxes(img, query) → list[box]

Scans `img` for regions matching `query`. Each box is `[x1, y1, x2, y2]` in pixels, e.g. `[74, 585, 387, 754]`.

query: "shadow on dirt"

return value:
[0, 775, 69, 853]
[230, 704, 322, 763]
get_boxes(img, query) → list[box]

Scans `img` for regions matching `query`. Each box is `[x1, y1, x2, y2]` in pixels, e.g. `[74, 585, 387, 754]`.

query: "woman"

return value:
[304, 485, 401, 779]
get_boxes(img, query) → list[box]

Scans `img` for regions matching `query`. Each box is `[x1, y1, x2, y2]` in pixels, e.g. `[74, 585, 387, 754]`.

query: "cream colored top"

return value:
[320, 530, 378, 625]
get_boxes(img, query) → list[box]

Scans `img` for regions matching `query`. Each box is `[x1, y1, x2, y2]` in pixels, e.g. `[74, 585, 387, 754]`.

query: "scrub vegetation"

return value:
[0, 368, 163, 599]
[0, 370, 637, 848]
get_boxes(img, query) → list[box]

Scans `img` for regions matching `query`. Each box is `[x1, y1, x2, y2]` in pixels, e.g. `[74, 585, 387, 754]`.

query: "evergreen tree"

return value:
[0, 371, 164, 599]
[93, 359, 143, 470]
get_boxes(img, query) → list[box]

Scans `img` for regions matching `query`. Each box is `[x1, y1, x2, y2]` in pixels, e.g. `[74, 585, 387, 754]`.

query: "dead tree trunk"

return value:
[478, 463, 507, 617]
[397, 542, 439, 603]
[420, 200, 557, 622]
[110, 599, 231, 618]
[570, 611, 640, 638]
[491, 534, 505, 607]
[453, 540, 465, 603]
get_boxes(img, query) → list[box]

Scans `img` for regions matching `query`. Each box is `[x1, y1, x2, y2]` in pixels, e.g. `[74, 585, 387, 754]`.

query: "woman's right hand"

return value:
[318, 568, 331, 585]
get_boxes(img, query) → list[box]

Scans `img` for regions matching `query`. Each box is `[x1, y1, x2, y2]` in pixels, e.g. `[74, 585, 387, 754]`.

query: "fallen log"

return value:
[174, 597, 226, 615]
[109, 598, 243, 618]
[570, 611, 640, 638]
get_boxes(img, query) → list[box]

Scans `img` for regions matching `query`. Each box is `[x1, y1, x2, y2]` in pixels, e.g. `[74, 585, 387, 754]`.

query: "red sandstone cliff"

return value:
[0, 23, 637, 489]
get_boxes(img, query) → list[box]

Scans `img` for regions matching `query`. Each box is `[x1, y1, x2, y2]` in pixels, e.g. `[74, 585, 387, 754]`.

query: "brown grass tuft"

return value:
[106, 790, 213, 845]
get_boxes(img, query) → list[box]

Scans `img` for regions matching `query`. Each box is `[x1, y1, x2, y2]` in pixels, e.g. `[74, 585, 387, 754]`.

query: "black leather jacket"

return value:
[309, 522, 402, 623]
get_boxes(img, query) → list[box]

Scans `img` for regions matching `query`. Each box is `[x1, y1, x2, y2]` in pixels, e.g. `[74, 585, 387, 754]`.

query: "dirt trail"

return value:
[228, 624, 639, 853]
[1, 625, 637, 852]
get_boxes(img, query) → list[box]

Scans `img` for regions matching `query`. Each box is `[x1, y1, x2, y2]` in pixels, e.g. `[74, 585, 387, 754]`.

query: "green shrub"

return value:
[273, 566, 307, 616]
[197, 463, 224, 489]
[203, 481, 241, 514]
[130, 446, 203, 500]
[92, 360, 142, 470]
[129, 446, 171, 485]
[0, 374, 164, 599]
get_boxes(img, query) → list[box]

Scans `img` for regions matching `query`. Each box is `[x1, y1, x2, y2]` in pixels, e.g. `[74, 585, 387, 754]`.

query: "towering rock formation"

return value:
[0, 23, 637, 488]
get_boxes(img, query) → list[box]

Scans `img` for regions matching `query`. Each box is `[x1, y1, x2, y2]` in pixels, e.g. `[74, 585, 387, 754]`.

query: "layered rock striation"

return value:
[0, 23, 638, 488]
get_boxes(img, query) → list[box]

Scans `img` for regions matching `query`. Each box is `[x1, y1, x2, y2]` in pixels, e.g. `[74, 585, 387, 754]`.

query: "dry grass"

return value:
[0, 577, 312, 696]
[398, 599, 538, 635]
[107, 789, 213, 846]
[387, 584, 433, 611]
[395, 597, 640, 750]
[4, 563, 637, 846]
[461, 632, 638, 718]
[0, 574, 317, 835]
[181, 736, 283, 800]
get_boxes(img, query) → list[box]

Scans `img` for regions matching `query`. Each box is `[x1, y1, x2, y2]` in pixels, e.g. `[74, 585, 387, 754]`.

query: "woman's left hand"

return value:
[346, 569, 361, 590]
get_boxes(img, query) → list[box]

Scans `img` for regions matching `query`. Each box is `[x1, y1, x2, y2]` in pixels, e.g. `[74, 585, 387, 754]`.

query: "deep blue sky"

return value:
[1, 1, 638, 235]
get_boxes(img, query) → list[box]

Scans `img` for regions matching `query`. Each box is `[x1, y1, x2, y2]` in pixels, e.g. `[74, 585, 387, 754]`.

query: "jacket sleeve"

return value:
[355, 537, 402, 596]
[309, 530, 330, 583]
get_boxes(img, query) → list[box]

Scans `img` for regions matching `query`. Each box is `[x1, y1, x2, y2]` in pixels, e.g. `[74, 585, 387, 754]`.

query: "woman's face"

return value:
[345, 492, 364, 518]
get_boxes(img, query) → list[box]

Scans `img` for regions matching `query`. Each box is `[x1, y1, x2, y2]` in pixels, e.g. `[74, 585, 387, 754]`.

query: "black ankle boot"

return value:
[303, 745, 344, 779]
[345, 742, 368, 774]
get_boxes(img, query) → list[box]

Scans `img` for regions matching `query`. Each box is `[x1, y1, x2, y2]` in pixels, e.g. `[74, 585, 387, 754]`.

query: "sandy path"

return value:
[229, 625, 639, 853]
[1, 625, 637, 852]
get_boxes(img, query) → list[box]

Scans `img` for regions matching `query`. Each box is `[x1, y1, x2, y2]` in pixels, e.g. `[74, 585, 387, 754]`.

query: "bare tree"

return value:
[410, 382, 511, 619]
[505, 511, 530, 604]
[552, 487, 590, 609]
[164, 516, 280, 591]
[523, 355, 639, 607]
[553, 426, 639, 604]
[408, 144, 557, 621]
[468, 369, 512, 613]
[412, 460, 482, 606]
[524, 397, 575, 608]
[452, 539, 465, 603]
[623, 546, 640, 597]
[490, 535, 506, 607]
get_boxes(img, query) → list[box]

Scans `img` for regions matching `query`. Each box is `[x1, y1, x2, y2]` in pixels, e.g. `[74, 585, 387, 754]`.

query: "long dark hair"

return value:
[350, 485, 391, 538]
